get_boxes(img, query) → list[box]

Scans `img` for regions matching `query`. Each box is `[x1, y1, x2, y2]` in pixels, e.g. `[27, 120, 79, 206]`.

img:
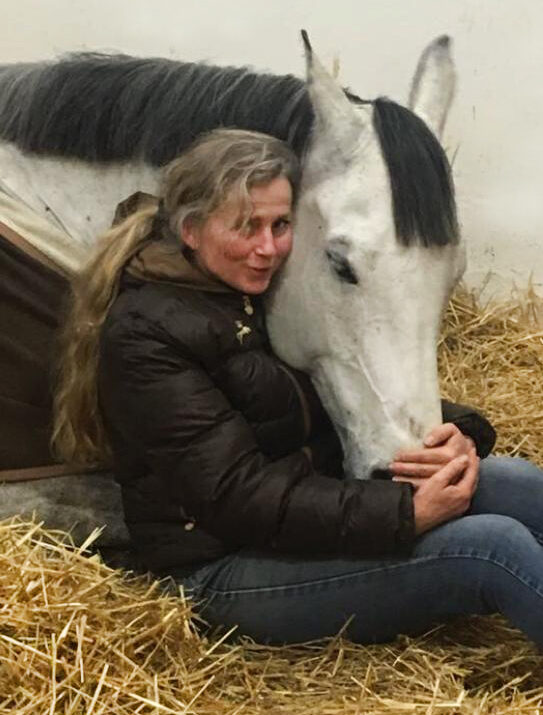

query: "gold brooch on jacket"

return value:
[243, 295, 254, 315]
[235, 320, 251, 344]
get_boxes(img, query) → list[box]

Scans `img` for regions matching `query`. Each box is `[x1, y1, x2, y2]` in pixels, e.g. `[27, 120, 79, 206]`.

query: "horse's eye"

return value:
[325, 248, 359, 285]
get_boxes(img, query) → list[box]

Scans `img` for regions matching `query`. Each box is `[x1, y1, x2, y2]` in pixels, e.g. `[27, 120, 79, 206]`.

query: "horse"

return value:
[0, 33, 464, 552]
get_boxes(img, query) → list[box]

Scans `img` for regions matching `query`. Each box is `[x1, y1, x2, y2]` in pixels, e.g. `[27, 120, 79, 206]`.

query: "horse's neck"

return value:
[0, 141, 161, 248]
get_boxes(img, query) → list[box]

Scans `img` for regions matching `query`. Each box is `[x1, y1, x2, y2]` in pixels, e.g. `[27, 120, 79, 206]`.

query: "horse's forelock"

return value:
[370, 97, 459, 248]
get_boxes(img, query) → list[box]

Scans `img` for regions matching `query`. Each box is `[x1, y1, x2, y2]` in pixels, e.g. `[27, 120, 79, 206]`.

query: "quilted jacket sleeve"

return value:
[100, 310, 415, 558]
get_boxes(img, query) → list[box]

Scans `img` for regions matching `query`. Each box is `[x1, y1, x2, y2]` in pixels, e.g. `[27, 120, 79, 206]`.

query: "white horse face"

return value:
[267, 36, 465, 478]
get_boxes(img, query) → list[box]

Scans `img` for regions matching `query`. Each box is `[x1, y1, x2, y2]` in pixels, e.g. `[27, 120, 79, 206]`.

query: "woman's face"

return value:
[182, 176, 293, 294]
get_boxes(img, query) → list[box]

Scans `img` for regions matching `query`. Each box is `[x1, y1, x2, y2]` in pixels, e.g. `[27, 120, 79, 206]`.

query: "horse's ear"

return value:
[301, 30, 369, 157]
[408, 35, 456, 139]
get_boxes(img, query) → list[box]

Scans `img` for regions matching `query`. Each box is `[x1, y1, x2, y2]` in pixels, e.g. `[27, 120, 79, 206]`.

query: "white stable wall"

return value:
[3, 0, 543, 296]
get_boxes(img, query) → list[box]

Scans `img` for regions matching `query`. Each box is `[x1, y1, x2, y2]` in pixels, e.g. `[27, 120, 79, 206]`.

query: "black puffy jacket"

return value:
[98, 241, 495, 575]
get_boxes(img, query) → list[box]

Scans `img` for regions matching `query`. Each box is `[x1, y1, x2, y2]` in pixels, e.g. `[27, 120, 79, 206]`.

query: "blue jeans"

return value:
[177, 457, 543, 647]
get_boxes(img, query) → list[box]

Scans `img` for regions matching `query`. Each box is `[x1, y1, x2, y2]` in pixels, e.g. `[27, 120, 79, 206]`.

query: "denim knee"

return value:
[479, 455, 543, 480]
[472, 457, 543, 544]
[418, 513, 538, 563]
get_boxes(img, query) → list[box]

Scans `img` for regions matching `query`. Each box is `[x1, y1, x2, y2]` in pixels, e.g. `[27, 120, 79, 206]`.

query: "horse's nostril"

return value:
[371, 468, 393, 480]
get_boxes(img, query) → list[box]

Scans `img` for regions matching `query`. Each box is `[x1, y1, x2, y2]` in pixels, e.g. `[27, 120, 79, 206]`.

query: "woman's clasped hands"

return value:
[389, 423, 480, 536]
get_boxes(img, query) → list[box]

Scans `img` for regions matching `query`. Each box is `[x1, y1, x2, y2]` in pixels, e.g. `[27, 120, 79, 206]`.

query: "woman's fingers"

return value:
[394, 451, 479, 493]
[393, 454, 469, 487]
[392, 447, 449, 465]
[433, 454, 470, 485]
[390, 461, 441, 478]
[423, 422, 459, 447]
[393, 424, 474, 467]
[456, 448, 480, 496]
[411, 454, 473, 535]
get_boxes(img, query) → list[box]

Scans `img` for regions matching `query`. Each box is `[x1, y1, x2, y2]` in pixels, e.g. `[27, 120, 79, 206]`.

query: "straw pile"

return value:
[1, 287, 543, 714]
[440, 286, 543, 464]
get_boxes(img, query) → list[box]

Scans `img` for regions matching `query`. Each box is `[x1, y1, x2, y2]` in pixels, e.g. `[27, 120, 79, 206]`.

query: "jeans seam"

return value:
[202, 552, 543, 600]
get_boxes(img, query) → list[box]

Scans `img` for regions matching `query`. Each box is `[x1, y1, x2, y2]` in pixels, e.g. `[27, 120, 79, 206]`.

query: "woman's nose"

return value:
[254, 226, 277, 257]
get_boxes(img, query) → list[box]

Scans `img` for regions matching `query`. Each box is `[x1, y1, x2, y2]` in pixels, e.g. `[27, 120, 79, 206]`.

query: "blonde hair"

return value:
[53, 129, 300, 465]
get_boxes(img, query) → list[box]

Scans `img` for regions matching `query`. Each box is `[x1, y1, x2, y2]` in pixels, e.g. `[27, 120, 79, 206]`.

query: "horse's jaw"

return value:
[267, 301, 443, 479]
[310, 352, 443, 480]
[267, 231, 463, 480]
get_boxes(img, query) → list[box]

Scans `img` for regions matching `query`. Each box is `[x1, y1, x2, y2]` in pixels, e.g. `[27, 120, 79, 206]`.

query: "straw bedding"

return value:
[2, 287, 543, 714]
[439, 287, 543, 465]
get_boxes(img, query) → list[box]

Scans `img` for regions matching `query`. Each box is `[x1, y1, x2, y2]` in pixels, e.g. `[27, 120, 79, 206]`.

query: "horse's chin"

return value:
[369, 467, 395, 480]
[342, 461, 394, 481]
[341, 443, 390, 481]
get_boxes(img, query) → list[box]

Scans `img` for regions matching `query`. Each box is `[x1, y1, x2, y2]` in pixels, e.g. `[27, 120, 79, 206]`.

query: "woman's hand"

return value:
[390, 423, 480, 535]
[389, 423, 476, 479]
[395, 449, 480, 535]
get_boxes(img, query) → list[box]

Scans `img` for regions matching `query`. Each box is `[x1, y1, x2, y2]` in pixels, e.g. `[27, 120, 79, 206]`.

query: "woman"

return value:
[54, 129, 543, 647]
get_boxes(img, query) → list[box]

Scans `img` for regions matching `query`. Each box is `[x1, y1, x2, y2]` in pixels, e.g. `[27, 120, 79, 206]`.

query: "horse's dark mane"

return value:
[0, 53, 456, 247]
[0, 53, 313, 165]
